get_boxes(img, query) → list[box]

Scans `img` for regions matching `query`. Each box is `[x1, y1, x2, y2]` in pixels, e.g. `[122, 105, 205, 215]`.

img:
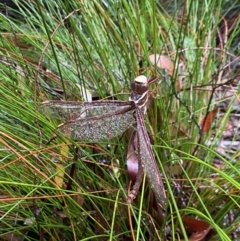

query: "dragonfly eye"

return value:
[134, 75, 148, 84]
[131, 75, 148, 95]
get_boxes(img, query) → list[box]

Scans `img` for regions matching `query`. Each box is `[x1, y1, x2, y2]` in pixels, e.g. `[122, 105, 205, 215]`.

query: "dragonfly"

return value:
[41, 75, 166, 208]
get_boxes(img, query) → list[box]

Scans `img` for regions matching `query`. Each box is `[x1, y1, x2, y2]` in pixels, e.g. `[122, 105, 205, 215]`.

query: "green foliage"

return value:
[0, 0, 239, 240]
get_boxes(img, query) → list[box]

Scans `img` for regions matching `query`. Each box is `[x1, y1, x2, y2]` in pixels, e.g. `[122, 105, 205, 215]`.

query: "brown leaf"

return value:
[182, 217, 212, 241]
[182, 217, 211, 232]
[126, 130, 144, 203]
[149, 54, 174, 76]
[126, 130, 139, 183]
[201, 108, 218, 133]
[73, 188, 84, 206]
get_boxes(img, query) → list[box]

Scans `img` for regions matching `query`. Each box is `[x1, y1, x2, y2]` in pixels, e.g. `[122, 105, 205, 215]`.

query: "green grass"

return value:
[0, 0, 239, 240]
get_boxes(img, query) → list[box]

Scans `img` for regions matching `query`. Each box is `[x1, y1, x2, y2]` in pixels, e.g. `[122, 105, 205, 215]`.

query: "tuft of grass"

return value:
[0, 0, 239, 240]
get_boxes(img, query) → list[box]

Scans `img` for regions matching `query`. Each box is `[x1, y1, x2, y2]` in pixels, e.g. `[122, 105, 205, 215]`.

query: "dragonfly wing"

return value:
[59, 110, 135, 141]
[40, 100, 135, 141]
[41, 100, 134, 122]
[136, 108, 166, 208]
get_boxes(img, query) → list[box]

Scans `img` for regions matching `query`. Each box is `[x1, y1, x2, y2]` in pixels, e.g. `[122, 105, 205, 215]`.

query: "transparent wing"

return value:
[60, 110, 135, 141]
[41, 100, 134, 121]
[136, 108, 166, 208]
[40, 100, 135, 141]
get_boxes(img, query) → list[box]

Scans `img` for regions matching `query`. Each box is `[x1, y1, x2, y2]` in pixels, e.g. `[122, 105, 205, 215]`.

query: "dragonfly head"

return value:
[130, 75, 149, 112]
[130, 75, 148, 95]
